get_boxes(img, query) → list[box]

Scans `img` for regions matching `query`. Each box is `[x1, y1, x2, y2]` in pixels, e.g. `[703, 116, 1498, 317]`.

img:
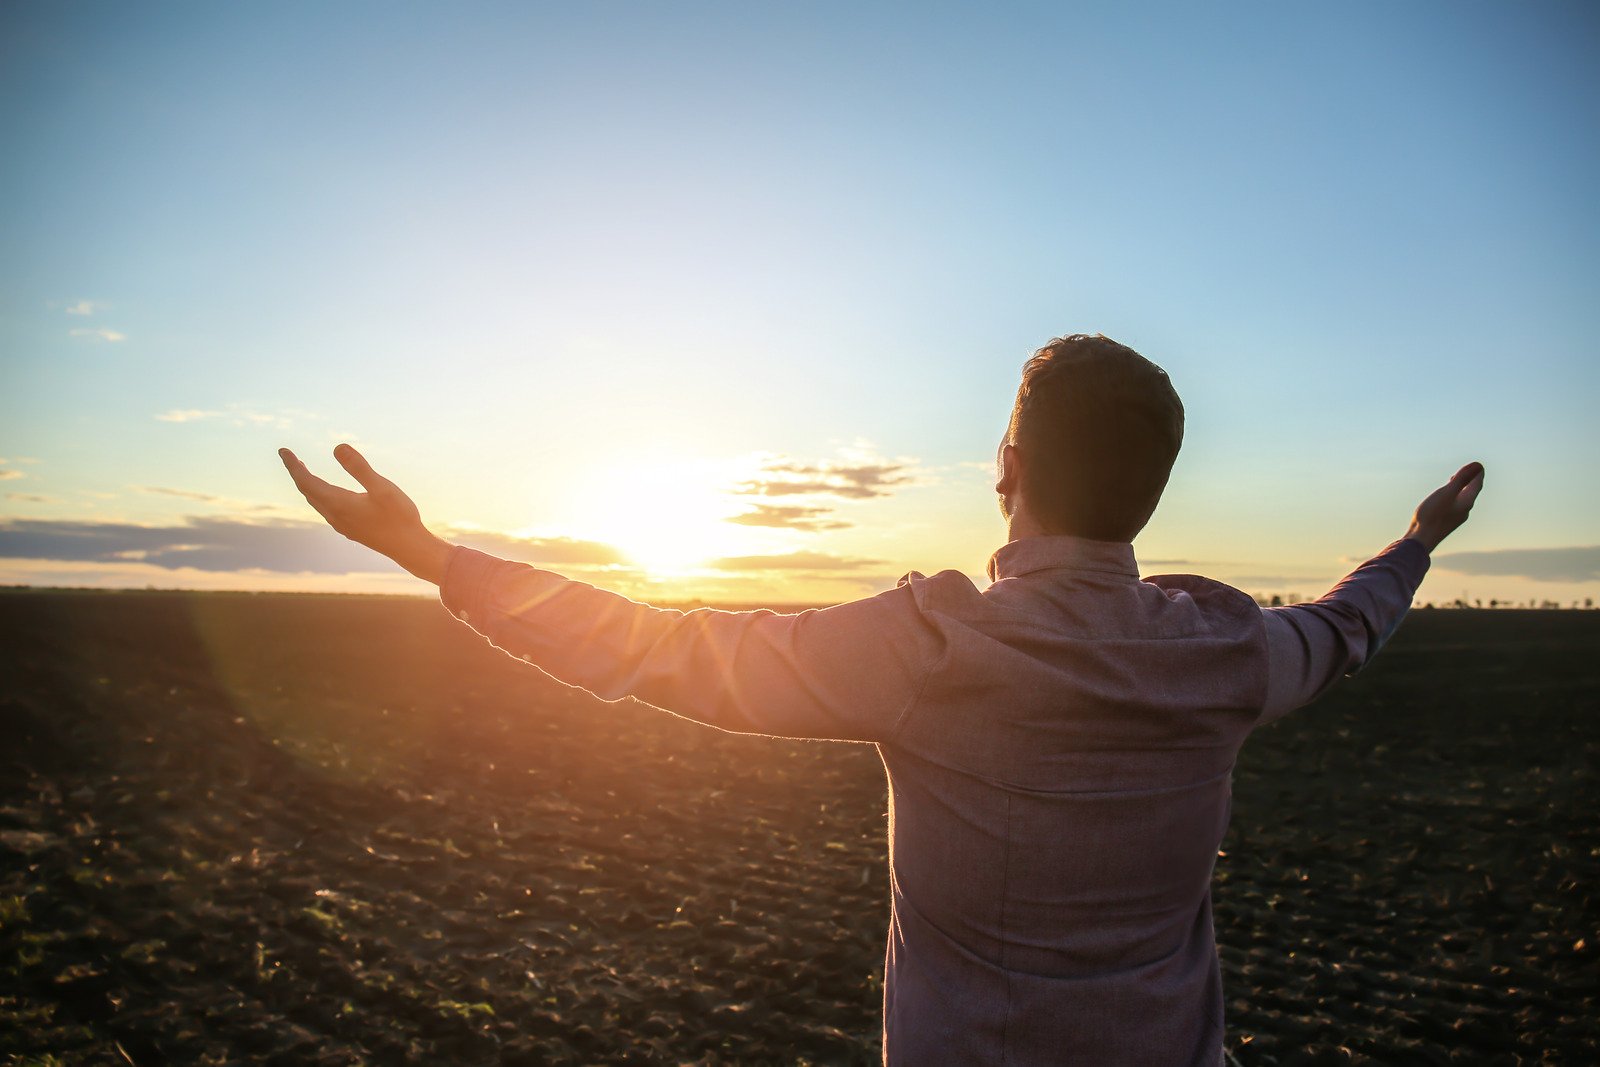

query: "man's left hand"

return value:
[279, 443, 452, 585]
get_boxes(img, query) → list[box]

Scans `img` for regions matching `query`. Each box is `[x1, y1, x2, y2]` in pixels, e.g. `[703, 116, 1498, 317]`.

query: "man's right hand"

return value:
[1404, 462, 1485, 552]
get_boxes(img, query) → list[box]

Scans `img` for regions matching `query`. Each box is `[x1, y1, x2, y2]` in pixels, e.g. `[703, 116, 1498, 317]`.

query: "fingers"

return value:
[1447, 461, 1485, 492]
[278, 447, 355, 513]
[334, 443, 393, 494]
[1444, 461, 1484, 502]
[1455, 462, 1485, 511]
[279, 447, 319, 496]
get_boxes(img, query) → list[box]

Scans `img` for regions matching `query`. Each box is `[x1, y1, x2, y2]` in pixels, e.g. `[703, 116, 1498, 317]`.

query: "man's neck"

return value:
[1004, 508, 1052, 544]
[1005, 509, 1136, 548]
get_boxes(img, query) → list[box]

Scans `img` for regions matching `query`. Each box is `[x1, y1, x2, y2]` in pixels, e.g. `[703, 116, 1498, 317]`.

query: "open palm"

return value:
[279, 444, 451, 583]
[1406, 462, 1485, 552]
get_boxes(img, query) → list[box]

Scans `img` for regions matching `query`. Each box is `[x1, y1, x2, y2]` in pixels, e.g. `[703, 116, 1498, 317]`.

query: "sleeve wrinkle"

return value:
[674, 608, 779, 731]
[1258, 539, 1428, 723]
[441, 548, 960, 741]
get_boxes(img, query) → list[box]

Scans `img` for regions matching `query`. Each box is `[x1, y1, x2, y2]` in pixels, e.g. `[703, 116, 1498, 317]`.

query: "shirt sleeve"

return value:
[1258, 537, 1431, 724]
[437, 546, 943, 743]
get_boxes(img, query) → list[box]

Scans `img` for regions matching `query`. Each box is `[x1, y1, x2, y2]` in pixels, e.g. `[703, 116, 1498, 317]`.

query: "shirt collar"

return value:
[986, 534, 1140, 583]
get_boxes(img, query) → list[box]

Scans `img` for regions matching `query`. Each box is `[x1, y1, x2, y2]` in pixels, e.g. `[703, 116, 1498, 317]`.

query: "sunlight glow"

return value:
[565, 457, 763, 576]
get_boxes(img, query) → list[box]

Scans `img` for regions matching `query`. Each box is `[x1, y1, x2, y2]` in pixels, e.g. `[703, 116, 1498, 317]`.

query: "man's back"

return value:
[878, 536, 1266, 1064]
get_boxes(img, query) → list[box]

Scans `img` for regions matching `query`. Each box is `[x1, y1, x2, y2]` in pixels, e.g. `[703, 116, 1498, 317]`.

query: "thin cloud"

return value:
[70, 327, 126, 342]
[734, 456, 915, 500]
[726, 503, 852, 531]
[1434, 545, 1600, 584]
[138, 485, 225, 503]
[0, 517, 385, 574]
[1224, 575, 1332, 590]
[709, 551, 885, 572]
[6, 493, 57, 504]
[64, 300, 100, 316]
[134, 486, 291, 515]
[0, 516, 629, 574]
[0, 471, 24, 482]
[154, 405, 306, 429]
[445, 528, 628, 567]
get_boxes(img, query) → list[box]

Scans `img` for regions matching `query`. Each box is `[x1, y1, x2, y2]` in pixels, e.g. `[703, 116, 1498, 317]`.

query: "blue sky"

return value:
[2, 1, 1597, 604]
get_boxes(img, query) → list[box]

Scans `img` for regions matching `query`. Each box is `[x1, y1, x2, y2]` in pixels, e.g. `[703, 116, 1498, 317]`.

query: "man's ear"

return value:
[996, 441, 1025, 523]
[996, 442, 1021, 497]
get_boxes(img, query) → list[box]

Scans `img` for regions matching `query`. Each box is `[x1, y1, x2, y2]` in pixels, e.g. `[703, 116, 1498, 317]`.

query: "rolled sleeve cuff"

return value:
[1389, 536, 1433, 589]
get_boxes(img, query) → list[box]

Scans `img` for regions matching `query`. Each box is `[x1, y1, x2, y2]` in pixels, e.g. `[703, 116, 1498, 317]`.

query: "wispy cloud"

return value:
[70, 327, 126, 342]
[154, 405, 308, 429]
[0, 470, 25, 482]
[134, 486, 289, 514]
[1434, 545, 1600, 584]
[445, 528, 627, 566]
[64, 300, 100, 316]
[5, 493, 57, 504]
[733, 454, 916, 501]
[0, 516, 386, 574]
[237, 412, 294, 427]
[138, 485, 226, 503]
[710, 551, 885, 572]
[0, 515, 628, 575]
[1224, 575, 1333, 590]
[726, 503, 852, 531]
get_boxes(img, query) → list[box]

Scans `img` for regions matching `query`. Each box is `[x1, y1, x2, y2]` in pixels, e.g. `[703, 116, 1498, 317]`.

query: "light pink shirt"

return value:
[440, 535, 1430, 1065]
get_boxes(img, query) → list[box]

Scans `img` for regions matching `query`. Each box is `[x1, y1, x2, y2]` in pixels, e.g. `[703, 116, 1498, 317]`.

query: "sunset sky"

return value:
[3, 2, 1597, 606]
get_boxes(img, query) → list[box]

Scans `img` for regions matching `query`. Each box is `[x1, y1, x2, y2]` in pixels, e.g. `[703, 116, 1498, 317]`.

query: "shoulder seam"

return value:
[885, 575, 954, 742]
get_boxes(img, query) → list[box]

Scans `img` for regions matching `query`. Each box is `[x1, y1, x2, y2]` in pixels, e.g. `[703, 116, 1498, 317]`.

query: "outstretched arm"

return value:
[1259, 463, 1485, 723]
[278, 445, 939, 742]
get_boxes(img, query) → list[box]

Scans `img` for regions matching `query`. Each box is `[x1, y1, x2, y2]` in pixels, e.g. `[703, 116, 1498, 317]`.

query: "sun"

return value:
[568, 457, 755, 576]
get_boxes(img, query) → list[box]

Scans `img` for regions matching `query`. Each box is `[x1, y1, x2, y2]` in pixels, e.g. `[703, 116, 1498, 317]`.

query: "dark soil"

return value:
[0, 591, 1594, 1065]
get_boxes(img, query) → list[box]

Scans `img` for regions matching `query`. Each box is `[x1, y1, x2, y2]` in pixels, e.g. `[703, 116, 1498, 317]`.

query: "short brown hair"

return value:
[1005, 334, 1184, 541]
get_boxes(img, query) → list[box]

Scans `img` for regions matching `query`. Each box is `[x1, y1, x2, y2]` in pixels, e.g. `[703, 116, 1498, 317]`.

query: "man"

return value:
[280, 334, 1483, 1065]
